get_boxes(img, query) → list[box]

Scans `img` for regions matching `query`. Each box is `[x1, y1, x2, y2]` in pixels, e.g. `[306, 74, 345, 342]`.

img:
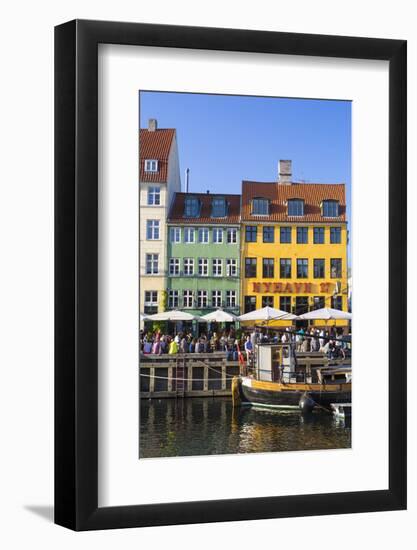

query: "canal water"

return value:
[139, 397, 351, 458]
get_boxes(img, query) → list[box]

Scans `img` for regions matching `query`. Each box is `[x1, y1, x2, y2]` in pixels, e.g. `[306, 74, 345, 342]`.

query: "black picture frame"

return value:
[55, 19, 407, 531]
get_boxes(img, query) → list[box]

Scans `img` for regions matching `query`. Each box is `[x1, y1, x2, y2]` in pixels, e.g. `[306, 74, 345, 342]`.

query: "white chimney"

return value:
[278, 160, 292, 184]
[148, 118, 157, 132]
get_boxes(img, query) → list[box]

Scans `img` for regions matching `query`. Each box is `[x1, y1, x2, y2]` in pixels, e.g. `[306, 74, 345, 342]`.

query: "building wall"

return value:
[167, 224, 240, 315]
[241, 222, 348, 326]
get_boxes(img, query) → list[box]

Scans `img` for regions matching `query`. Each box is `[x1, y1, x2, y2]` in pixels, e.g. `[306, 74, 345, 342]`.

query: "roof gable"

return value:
[139, 128, 175, 183]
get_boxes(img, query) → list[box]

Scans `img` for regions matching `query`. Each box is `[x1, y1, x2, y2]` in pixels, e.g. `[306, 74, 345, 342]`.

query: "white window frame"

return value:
[145, 253, 158, 274]
[198, 227, 209, 243]
[226, 290, 237, 308]
[147, 186, 161, 205]
[144, 290, 158, 305]
[197, 290, 208, 309]
[212, 258, 223, 277]
[184, 227, 195, 244]
[168, 290, 179, 309]
[144, 159, 158, 172]
[198, 258, 209, 276]
[183, 258, 194, 276]
[146, 219, 160, 240]
[226, 258, 237, 277]
[227, 228, 237, 244]
[169, 258, 180, 276]
[212, 290, 222, 308]
[183, 290, 193, 309]
[169, 227, 181, 243]
[213, 228, 223, 243]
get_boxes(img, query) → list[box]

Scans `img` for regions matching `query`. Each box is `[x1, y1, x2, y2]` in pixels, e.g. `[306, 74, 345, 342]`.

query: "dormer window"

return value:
[184, 196, 200, 217]
[144, 159, 158, 172]
[252, 198, 269, 216]
[287, 199, 304, 216]
[211, 197, 227, 218]
[322, 200, 339, 217]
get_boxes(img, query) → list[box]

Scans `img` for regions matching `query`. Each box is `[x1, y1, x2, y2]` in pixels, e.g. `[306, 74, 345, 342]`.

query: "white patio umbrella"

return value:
[139, 313, 148, 321]
[298, 307, 352, 321]
[238, 306, 296, 322]
[145, 310, 202, 322]
[200, 309, 239, 322]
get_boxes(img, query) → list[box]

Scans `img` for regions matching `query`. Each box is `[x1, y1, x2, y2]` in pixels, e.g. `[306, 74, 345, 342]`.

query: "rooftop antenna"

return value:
[185, 168, 190, 193]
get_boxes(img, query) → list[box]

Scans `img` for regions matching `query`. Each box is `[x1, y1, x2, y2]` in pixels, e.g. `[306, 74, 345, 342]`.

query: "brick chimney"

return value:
[278, 160, 292, 184]
[148, 118, 157, 132]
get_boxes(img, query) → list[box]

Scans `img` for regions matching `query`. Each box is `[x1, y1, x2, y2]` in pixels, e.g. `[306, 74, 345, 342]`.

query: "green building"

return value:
[166, 192, 241, 316]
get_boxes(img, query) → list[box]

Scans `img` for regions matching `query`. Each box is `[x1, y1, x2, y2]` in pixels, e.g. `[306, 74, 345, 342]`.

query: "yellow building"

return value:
[241, 160, 349, 330]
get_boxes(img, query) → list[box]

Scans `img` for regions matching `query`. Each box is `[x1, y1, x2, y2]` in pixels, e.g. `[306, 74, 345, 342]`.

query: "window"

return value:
[197, 290, 208, 308]
[280, 259, 291, 278]
[280, 296, 292, 312]
[227, 228, 237, 244]
[314, 259, 325, 278]
[198, 258, 208, 276]
[252, 198, 269, 215]
[313, 296, 325, 310]
[212, 228, 223, 243]
[297, 258, 308, 278]
[263, 226, 274, 243]
[330, 227, 342, 244]
[146, 220, 160, 240]
[226, 258, 237, 277]
[145, 253, 158, 274]
[183, 258, 194, 276]
[184, 196, 200, 217]
[226, 290, 237, 308]
[296, 227, 308, 244]
[331, 295, 343, 310]
[244, 296, 257, 313]
[144, 159, 158, 172]
[245, 226, 257, 242]
[183, 290, 193, 308]
[295, 296, 309, 315]
[263, 258, 274, 278]
[211, 197, 227, 217]
[323, 200, 339, 217]
[144, 291, 158, 314]
[212, 290, 222, 308]
[245, 258, 257, 278]
[169, 258, 180, 276]
[280, 227, 292, 243]
[198, 227, 209, 243]
[169, 227, 181, 243]
[212, 258, 223, 276]
[313, 227, 325, 244]
[262, 296, 274, 308]
[184, 227, 195, 243]
[168, 290, 179, 309]
[331, 258, 342, 278]
[287, 199, 304, 216]
[147, 186, 160, 205]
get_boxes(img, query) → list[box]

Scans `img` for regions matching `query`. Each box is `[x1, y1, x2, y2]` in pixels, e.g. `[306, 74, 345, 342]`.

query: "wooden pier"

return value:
[140, 351, 350, 398]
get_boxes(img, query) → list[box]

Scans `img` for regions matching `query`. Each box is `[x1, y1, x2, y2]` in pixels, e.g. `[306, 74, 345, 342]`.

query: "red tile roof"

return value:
[241, 181, 346, 222]
[168, 193, 241, 224]
[139, 128, 175, 183]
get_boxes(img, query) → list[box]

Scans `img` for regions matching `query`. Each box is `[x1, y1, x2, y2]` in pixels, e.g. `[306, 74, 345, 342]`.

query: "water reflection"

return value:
[139, 397, 351, 458]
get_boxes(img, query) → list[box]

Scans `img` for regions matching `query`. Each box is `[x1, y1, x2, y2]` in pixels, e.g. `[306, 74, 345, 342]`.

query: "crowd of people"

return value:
[140, 325, 350, 360]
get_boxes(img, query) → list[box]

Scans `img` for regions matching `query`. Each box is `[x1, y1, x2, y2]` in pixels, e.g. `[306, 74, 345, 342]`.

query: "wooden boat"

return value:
[232, 343, 351, 413]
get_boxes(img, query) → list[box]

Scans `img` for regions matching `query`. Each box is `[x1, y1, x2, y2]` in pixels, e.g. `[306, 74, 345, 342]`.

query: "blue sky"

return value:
[139, 91, 351, 225]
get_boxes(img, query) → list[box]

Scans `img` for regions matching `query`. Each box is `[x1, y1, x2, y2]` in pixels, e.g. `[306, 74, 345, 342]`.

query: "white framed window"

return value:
[144, 159, 158, 172]
[213, 228, 223, 243]
[183, 258, 194, 276]
[226, 290, 237, 308]
[212, 258, 222, 276]
[146, 219, 160, 240]
[169, 227, 181, 243]
[184, 227, 195, 243]
[198, 227, 209, 243]
[145, 254, 158, 274]
[197, 290, 208, 308]
[168, 290, 179, 308]
[147, 186, 160, 205]
[227, 228, 237, 244]
[226, 258, 237, 277]
[169, 258, 180, 276]
[198, 258, 208, 276]
[212, 290, 222, 308]
[183, 290, 193, 308]
[144, 291, 158, 314]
